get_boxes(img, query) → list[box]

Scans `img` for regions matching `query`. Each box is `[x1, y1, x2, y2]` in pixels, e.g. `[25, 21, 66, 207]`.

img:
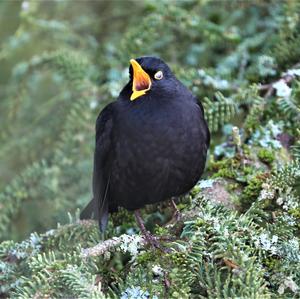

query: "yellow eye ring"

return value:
[154, 70, 163, 80]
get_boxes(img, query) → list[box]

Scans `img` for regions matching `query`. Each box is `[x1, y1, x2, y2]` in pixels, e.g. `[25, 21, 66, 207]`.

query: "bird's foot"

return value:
[172, 209, 182, 222]
[147, 237, 171, 253]
[170, 198, 182, 221]
[134, 209, 170, 252]
[142, 230, 162, 249]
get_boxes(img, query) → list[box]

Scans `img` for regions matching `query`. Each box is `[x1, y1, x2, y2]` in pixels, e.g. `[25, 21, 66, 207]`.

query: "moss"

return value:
[212, 168, 236, 179]
[289, 207, 300, 230]
[243, 166, 255, 175]
[210, 158, 238, 179]
[209, 158, 231, 171]
[263, 256, 281, 271]
[227, 182, 240, 191]
[258, 148, 275, 164]
[239, 174, 265, 209]
[136, 251, 158, 264]
[289, 207, 300, 219]
[242, 144, 251, 156]
[190, 185, 201, 197]
[169, 252, 188, 266]
[155, 225, 169, 236]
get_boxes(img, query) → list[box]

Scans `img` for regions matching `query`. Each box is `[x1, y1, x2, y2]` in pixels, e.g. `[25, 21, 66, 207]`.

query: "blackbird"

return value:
[81, 56, 210, 245]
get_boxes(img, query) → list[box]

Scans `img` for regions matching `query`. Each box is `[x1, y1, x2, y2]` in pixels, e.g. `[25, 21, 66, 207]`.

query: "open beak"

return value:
[130, 59, 152, 101]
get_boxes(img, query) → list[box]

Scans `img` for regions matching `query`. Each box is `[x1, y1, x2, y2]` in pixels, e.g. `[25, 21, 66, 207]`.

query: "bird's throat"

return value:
[130, 59, 152, 101]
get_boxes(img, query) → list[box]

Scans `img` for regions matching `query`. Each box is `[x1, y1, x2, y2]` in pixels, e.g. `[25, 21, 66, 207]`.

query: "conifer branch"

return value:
[259, 62, 300, 98]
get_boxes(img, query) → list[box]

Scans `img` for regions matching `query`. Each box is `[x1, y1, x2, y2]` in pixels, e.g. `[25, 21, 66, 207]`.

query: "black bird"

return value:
[81, 56, 210, 245]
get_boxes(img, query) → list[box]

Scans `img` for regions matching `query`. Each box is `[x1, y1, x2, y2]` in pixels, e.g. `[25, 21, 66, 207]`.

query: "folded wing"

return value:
[80, 103, 115, 232]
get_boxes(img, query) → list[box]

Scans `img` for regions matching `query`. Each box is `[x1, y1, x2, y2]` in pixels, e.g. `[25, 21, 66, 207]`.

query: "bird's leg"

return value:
[170, 197, 182, 221]
[134, 210, 161, 249]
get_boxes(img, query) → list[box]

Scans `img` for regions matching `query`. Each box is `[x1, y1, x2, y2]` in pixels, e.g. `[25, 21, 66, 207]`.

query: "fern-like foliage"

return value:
[292, 130, 300, 160]
[203, 92, 237, 133]
[276, 80, 300, 122]
[1, 1, 300, 298]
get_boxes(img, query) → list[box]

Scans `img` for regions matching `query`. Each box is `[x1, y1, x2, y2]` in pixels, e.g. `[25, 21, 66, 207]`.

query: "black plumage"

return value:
[81, 56, 210, 236]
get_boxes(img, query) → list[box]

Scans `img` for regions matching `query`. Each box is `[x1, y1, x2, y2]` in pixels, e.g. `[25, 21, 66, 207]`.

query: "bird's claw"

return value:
[134, 209, 170, 252]
[142, 231, 170, 253]
[170, 198, 182, 222]
[172, 210, 182, 222]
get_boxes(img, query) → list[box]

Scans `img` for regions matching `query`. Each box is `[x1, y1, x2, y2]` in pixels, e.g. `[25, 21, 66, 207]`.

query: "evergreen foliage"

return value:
[0, 1, 300, 298]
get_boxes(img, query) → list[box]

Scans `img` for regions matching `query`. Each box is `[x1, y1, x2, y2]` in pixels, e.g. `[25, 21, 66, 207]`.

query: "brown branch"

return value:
[259, 62, 300, 98]
[81, 234, 176, 258]
[81, 234, 146, 258]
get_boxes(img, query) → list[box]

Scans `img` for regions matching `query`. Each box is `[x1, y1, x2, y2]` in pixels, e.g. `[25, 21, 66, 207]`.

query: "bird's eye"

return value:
[154, 70, 163, 80]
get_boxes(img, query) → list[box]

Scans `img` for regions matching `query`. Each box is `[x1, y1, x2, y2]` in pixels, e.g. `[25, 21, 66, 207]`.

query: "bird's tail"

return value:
[80, 198, 109, 232]
[80, 198, 97, 220]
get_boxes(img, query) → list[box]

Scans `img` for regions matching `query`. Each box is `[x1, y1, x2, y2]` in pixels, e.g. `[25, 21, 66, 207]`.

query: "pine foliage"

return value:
[1, 1, 300, 298]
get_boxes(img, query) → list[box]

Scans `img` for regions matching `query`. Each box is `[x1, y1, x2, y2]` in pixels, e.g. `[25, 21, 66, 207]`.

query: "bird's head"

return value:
[128, 56, 174, 101]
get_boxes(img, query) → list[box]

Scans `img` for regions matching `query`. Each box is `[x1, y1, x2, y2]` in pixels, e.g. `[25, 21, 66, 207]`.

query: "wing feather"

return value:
[80, 103, 115, 232]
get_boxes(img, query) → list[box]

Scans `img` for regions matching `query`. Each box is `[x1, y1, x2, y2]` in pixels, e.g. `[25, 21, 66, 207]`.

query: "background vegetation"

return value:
[0, 0, 300, 298]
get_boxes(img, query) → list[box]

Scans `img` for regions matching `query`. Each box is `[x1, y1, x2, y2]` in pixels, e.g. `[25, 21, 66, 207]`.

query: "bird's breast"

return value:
[116, 100, 203, 158]
[110, 101, 207, 205]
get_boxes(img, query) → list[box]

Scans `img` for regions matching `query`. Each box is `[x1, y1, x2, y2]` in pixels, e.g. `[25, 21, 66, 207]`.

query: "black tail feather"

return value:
[80, 198, 97, 220]
[99, 199, 109, 232]
[80, 198, 109, 232]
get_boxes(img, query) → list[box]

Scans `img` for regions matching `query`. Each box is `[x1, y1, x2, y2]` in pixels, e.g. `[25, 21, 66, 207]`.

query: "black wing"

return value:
[193, 96, 210, 148]
[80, 103, 115, 232]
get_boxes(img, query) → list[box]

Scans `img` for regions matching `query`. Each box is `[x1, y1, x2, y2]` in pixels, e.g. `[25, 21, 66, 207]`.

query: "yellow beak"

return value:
[130, 59, 152, 101]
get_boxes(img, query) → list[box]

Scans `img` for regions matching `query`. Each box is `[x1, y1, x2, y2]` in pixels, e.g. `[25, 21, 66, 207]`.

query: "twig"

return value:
[232, 126, 244, 160]
[81, 233, 176, 258]
[259, 62, 300, 98]
[81, 234, 146, 258]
